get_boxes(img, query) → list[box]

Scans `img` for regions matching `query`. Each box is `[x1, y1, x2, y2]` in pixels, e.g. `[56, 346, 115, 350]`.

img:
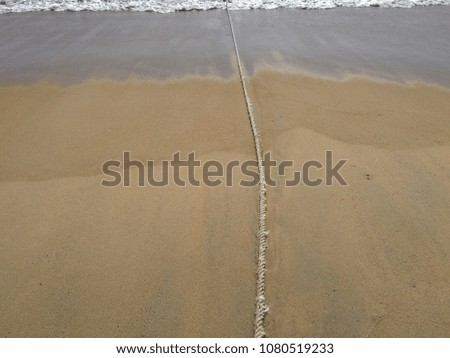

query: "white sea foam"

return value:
[0, 0, 449, 14]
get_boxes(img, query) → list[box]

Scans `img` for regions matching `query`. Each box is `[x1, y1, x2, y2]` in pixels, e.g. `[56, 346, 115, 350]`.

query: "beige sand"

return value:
[0, 77, 258, 337]
[247, 70, 450, 337]
[1, 71, 450, 338]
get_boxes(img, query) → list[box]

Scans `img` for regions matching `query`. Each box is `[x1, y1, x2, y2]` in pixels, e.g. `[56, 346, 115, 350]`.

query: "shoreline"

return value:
[1, 6, 449, 337]
[1, 2, 449, 15]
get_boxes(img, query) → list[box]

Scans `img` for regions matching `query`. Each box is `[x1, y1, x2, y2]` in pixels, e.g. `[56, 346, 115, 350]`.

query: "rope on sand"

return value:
[226, 0, 269, 338]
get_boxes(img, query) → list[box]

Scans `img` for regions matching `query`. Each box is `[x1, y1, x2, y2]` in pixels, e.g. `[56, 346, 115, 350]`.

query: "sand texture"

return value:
[0, 77, 258, 337]
[1, 71, 449, 337]
[247, 70, 450, 337]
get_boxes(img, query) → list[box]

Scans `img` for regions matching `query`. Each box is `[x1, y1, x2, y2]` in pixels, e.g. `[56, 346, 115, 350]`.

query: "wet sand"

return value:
[0, 11, 236, 83]
[2, 7, 450, 85]
[232, 6, 450, 87]
[247, 70, 450, 337]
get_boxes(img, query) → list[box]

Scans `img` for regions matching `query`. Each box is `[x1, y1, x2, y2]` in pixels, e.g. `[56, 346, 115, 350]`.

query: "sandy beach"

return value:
[248, 70, 450, 337]
[0, 77, 258, 337]
[1, 7, 450, 338]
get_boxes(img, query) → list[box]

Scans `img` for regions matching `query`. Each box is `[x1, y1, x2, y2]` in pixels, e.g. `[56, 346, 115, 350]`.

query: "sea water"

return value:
[0, 0, 449, 14]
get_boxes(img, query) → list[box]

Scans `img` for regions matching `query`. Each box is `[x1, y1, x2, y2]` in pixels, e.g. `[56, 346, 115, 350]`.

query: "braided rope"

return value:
[226, 1, 269, 338]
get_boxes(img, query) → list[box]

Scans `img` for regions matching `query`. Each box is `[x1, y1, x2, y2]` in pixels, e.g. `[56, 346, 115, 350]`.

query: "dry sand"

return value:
[0, 77, 258, 337]
[247, 69, 450, 337]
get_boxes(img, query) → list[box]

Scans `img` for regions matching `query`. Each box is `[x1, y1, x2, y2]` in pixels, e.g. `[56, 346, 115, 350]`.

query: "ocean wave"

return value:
[0, 0, 449, 14]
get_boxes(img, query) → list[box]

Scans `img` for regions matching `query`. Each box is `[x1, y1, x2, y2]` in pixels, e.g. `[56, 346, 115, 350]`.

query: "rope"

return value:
[226, 0, 269, 338]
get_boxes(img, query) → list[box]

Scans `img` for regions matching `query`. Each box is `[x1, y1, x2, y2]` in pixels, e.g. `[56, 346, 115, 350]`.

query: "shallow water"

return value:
[1, 7, 450, 87]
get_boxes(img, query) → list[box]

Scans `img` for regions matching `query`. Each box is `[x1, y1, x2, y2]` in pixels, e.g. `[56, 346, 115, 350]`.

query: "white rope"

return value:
[226, 0, 269, 338]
